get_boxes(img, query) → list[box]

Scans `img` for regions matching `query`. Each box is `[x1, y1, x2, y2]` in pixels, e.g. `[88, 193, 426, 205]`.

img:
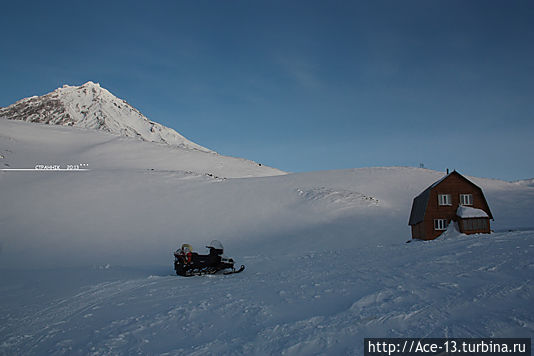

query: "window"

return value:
[434, 219, 448, 230]
[460, 194, 473, 206]
[438, 194, 451, 206]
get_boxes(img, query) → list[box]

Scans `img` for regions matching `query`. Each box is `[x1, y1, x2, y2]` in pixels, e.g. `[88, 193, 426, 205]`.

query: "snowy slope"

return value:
[1, 120, 533, 355]
[0, 81, 211, 152]
[0, 119, 284, 179]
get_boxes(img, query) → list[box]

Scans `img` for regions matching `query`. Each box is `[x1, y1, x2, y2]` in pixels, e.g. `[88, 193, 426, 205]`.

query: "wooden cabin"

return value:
[408, 171, 493, 240]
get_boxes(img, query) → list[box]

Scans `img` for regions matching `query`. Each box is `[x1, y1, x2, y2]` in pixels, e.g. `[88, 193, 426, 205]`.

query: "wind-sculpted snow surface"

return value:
[296, 187, 379, 211]
[0, 232, 532, 355]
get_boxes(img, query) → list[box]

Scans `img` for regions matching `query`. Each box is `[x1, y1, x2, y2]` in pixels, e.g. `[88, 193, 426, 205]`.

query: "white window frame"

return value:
[434, 219, 448, 230]
[460, 194, 473, 206]
[438, 194, 451, 206]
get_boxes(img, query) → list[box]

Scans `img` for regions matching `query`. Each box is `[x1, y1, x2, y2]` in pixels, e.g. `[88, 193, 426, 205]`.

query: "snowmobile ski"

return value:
[223, 265, 245, 275]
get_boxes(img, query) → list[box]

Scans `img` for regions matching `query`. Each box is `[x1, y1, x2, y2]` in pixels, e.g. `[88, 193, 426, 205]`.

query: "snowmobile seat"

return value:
[190, 252, 209, 266]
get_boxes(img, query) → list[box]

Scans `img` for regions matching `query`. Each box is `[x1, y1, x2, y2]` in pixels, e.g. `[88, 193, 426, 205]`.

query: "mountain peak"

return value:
[64, 81, 100, 89]
[61, 81, 101, 91]
[0, 82, 212, 152]
[82, 81, 99, 87]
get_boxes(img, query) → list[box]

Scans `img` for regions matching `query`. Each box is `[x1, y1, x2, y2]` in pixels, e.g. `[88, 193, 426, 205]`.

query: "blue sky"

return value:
[1, 1, 533, 180]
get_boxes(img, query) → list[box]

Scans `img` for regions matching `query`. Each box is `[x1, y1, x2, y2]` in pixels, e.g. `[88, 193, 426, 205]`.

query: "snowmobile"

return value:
[173, 240, 245, 277]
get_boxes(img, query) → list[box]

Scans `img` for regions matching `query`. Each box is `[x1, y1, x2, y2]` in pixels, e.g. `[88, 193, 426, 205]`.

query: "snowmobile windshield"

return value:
[208, 240, 224, 251]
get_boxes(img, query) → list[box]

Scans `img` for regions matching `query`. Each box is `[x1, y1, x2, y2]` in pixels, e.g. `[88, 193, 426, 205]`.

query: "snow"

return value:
[0, 119, 284, 179]
[1, 233, 532, 355]
[1, 120, 534, 355]
[457, 205, 490, 219]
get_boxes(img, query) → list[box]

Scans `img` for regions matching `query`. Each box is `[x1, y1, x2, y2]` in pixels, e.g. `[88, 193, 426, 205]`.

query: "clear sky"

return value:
[1, 1, 533, 181]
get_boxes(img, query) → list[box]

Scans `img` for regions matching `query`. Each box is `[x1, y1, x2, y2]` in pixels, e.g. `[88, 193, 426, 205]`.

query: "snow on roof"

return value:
[457, 205, 489, 218]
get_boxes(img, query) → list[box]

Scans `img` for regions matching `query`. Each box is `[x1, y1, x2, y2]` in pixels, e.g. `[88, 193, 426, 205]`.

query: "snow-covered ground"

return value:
[1, 120, 533, 355]
[1, 231, 532, 355]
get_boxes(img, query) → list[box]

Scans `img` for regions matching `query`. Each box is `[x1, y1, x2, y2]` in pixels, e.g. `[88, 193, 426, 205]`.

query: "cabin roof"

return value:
[408, 185, 433, 225]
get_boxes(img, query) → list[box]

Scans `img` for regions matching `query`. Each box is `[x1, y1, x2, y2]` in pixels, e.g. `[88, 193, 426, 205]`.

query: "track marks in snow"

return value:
[296, 187, 379, 211]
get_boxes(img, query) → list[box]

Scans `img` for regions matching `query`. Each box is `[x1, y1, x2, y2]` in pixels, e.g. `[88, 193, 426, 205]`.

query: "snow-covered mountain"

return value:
[0, 81, 211, 152]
